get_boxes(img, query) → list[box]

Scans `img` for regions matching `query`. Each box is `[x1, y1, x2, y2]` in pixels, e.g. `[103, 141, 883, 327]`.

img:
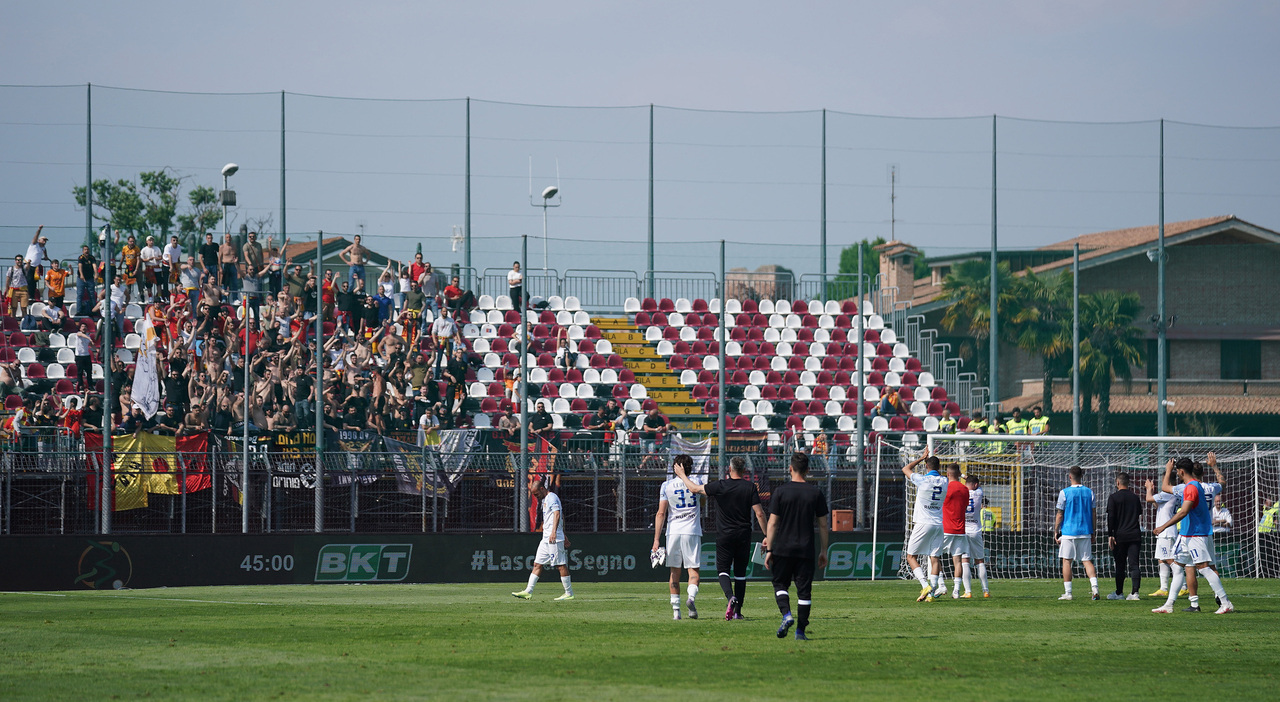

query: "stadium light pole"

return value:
[820, 109, 827, 304]
[100, 224, 113, 535]
[529, 166, 561, 276]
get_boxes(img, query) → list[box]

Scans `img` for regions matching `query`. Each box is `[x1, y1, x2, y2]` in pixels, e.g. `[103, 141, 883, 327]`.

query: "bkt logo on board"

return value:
[314, 544, 413, 582]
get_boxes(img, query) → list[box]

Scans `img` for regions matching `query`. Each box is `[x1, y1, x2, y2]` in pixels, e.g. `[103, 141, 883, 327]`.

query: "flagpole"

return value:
[242, 292, 250, 534]
[101, 224, 112, 534]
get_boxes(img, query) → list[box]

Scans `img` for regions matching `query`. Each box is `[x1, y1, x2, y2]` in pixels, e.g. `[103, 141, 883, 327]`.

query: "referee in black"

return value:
[765, 453, 829, 640]
[1106, 471, 1143, 600]
[675, 455, 768, 620]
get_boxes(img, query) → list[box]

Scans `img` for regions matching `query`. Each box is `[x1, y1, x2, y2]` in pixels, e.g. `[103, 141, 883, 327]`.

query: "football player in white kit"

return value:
[512, 477, 575, 601]
[902, 451, 948, 602]
[652, 454, 706, 620]
[952, 473, 991, 598]
[1145, 473, 1180, 598]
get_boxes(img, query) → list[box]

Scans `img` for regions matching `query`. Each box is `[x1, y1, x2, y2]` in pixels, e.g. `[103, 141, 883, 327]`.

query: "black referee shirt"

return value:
[705, 478, 761, 542]
[768, 480, 829, 559]
[1106, 488, 1143, 541]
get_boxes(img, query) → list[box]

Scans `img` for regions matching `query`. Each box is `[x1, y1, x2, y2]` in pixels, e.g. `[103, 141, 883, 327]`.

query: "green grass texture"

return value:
[2, 579, 1277, 700]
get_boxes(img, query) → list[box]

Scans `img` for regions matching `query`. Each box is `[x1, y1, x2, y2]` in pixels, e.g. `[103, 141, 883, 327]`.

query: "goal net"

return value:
[894, 435, 1280, 580]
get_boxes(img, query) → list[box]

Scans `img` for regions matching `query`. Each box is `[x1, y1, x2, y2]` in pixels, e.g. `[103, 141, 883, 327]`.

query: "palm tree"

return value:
[1078, 290, 1146, 436]
[1006, 268, 1073, 414]
[939, 259, 1017, 390]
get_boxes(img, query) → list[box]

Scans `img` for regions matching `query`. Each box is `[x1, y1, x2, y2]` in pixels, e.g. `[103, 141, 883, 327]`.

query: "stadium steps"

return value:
[594, 315, 713, 433]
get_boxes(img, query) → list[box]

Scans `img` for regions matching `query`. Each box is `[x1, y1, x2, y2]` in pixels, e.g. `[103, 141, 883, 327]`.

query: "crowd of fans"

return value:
[2, 226, 510, 446]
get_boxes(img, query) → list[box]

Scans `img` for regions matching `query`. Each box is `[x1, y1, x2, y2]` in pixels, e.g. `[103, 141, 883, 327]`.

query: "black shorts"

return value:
[770, 555, 814, 600]
[715, 537, 751, 577]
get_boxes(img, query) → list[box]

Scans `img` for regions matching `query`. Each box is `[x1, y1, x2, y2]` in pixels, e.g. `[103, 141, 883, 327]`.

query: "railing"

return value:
[0, 439, 901, 536]
[562, 270, 641, 314]
[645, 271, 720, 305]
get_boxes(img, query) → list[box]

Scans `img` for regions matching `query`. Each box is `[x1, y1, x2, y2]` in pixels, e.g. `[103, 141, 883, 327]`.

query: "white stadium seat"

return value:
[624, 297, 641, 314]
[675, 298, 692, 314]
[871, 416, 889, 432]
[495, 295, 513, 310]
[743, 385, 761, 401]
[600, 369, 619, 384]
[802, 416, 820, 432]
[863, 385, 881, 402]
[556, 310, 573, 326]
[564, 296, 581, 312]
[918, 372, 935, 388]
[474, 413, 492, 429]
[57, 348, 75, 365]
[553, 398, 571, 414]
[923, 416, 940, 433]
[751, 415, 768, 431]
[829, 386, 847, 402]
[758, 300, 775, 315]
[824, 300, 841, 316]
[595, 340, 613, 355]
[668, 312, 685, 328]
[680, 370, 698, 385]
[804, 357, 821, 372]
[577, 384, 595, 399]
[547, 295, 565, 311]
[645, 327, 662, 342]
[477, 294, 495, 310]
[738, 399, 756, 415]
[881, 329, 898, 344]
[679, 327, 696, 342]
[709, 298, 722, 314]
[794, 386, 813, 402]
[756, 400, 774, 416]
[808, 300, 823, 315]
[724, 299, 741, 315]
[656, 340, 674, 356]
[800, 371, 817, 386]
[825, 400, 841, 416]
[748, 370, 766, 386]
[629, 385, 647, 399]
[911, 401, 928, 417]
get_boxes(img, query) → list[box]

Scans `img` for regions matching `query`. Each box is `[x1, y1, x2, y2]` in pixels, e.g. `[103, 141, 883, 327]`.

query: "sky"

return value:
[2, 0, 1279, 276]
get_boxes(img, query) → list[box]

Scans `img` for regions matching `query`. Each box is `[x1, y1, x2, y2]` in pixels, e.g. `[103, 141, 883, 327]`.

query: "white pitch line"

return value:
[1, 591, 277, 605]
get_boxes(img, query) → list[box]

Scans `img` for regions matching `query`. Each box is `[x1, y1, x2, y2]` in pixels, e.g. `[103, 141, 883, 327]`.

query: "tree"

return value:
[1006, 268, 1073, 414]
[829, 238, 884, 300]
[176, 185, 223, 253]
[75, 170, 221, 256]
[938, 258, 1017, 389]
[1078, 290, 1145, 436]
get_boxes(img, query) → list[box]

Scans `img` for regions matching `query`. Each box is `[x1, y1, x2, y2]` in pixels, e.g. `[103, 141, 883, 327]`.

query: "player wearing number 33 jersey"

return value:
[654, 455, 707, 619]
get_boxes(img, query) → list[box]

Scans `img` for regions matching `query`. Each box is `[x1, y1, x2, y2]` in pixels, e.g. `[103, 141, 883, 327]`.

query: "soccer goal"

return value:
[893, 435, 1280, 580]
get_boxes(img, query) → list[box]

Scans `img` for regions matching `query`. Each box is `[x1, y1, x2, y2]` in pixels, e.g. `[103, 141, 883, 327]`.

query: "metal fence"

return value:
[0, 438, 904, 537]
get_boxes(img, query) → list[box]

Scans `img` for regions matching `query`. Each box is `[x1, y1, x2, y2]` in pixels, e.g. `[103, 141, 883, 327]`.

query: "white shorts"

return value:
[1154, 536, 1176, 561]
[907, 522, 943, 557]
[965, 532, 986, 561]
[1058, 536, 1092, 562]
[534, 540, 567, 567]
[1173, 535, 1215, 566]
[665, 533, 702, 569]
[941, 534, 969, 557]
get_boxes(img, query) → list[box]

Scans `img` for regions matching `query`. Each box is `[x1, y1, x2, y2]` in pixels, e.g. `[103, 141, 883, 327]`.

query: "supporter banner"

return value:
[84, 432, 213, 511]
[385, 436, 449, 498]
[0, 532, 906, 591]
[133, 316, 162, 419]
[332, 430, 382, 487]
[668, 435, 711, 478]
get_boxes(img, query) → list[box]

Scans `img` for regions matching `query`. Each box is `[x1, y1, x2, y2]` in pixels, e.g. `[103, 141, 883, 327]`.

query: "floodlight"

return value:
[221, 163, 240, 177]
[542, 186, 559, 200]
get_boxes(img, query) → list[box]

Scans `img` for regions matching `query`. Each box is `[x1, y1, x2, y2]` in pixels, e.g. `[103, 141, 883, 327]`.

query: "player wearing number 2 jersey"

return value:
[654, 454, 706, 620]
[903, 451, 948, 602]
[1152, 457, 1233, 614]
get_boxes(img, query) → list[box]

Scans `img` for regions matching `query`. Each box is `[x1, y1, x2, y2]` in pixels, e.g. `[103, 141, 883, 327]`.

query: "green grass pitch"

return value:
[2, 579, 1278, 700]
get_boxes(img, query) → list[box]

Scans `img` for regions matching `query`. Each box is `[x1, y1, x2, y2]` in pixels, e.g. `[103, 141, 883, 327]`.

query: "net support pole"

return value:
[855, 246, 865, 528]
[314, 230, 324, 533]
[101, 224, 112, 536]
[646, 104, 654, 299]
[820, 108, 827, 304]
[718, 240, 726, 477]
[518, 234, 529, 532]
[464, 97, 472, 289]
[1072, 243, 1080, 436]
[1254, 443, 1261, 579]
[988, 114, 999, 415]
[280, 90, 286, 250]
[243, 295, 251, 535]
[870, 438, 883, 581]
[1157, 119, 1167, 437]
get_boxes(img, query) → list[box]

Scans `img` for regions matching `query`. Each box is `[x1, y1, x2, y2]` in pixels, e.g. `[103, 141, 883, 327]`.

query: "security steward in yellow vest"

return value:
[1004, 408, 1029, 436]
[981, 505, 997, 531]
[986, 422, 1005, 454]
[938, 408, 957, 434]
[966, 412, 989, 435]
[1028, 406, 1049, 435]
[1260, 501, 1279, 534]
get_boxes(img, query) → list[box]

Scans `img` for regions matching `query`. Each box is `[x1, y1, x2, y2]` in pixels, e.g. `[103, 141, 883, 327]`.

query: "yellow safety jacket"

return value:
[1005, 418, 1029, 435]
[968, 419, 989, 434]
[1261, 504, 1279, 534]
[938, 417, 957, 434]
[986, 425, 1005, 454]
[1028, 416, 1049, 435]
[981, 507, 997, 532]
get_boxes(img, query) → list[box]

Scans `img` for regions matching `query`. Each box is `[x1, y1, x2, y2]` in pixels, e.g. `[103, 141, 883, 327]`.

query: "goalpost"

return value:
[891, 435, 1280, 580]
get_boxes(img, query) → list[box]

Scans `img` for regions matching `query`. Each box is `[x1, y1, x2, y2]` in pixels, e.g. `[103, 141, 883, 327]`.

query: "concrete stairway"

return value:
[593, 316, 713, 432]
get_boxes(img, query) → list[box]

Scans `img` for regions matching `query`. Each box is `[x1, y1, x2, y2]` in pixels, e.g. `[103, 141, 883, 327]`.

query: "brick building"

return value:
[901, 216, 1280, 434]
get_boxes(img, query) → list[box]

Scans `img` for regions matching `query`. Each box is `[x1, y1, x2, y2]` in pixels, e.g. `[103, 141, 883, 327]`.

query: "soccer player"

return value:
[512, 477, 575, 601]
[1106, 472, 1143, 600]
[903, 450, 948, 601]
[1152, 458, 1233, 614]
[764, 453, 829, 640]
[653, 453, 705, 620]
[1144, 470, 1180, 598]
[674, 455, 768, 620]
[1054, 466, 1099, 601]
[951, 473, 986, 598]
[941, 465, 971, 599]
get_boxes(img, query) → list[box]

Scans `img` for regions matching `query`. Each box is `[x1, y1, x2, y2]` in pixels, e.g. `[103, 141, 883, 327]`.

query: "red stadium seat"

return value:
[741, 299, 758, 314]
[733, 415, 752, 430]
[932, 387, 948, 400]
[26, 363, 45, 379]
[692, 299, 709, 312]
[698, 370, 717, 384]
[634, 311, 651, 327]
[776, 385, 795, 401]
[692, 385, 711, 400]
[480, 398, 499, 413]
[730, 327, 748, 341]
[658, 299, 675, 313]
[702, 399, 719, 415]
[760, 385, 779, 401]
[651, 312, 668, 326]
[841, 300, 858, 315]
[888, 416, 906, 432]
[790, 400, 807, 415]
[641, 298, 658, 312]
[618, 369, 636, 383]
[730, 370, 750, 385]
